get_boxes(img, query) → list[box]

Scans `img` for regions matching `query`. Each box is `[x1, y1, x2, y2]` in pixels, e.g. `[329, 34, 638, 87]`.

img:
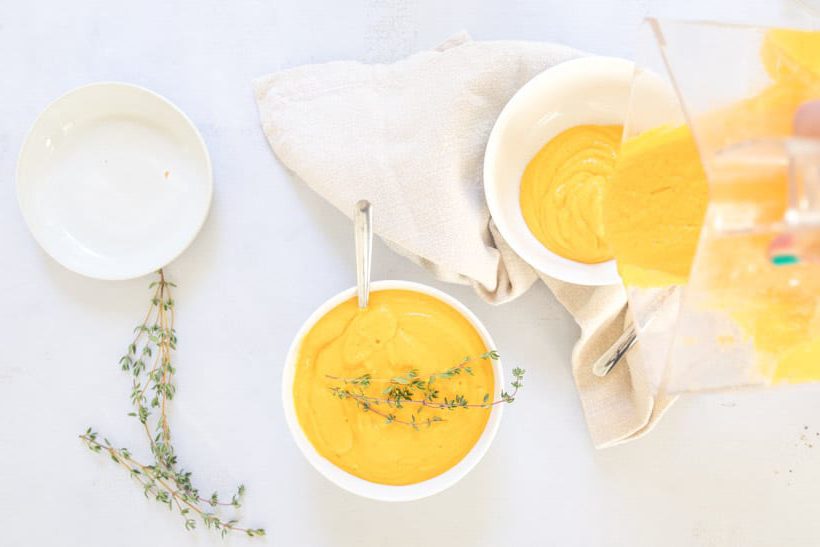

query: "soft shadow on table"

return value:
[38, 252, 151, 313]
[587, 386, 820, 545]
[277, 165, 353, 268]
[304, 456, 502, 547]
[36, 193, 221, 315]
[163, 190, 223, 293]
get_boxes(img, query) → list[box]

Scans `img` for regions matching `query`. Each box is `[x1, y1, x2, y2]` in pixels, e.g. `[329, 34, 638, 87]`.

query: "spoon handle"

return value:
[591, 326, 637, 377]
[354, 200, 373, 309]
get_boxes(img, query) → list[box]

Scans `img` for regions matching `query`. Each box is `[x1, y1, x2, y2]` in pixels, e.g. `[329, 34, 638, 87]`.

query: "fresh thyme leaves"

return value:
[79, 270, 265, 538]
[327, 351, 525, 430]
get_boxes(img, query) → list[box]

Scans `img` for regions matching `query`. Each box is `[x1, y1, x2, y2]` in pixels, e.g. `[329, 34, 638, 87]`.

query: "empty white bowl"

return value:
[282, 280, 504, 502]
[17, 82, 212, 280]
[483, 56, 636, 286]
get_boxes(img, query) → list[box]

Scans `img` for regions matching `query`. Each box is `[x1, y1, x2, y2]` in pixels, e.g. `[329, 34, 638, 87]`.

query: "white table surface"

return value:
[2, 1, 820, 545]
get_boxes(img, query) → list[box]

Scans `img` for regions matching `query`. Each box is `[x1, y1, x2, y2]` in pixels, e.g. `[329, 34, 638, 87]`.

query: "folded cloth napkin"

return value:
[254, 33, 676, 448]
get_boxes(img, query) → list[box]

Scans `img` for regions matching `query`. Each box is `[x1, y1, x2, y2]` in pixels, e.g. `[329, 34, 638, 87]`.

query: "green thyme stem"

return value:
[79, 434, 263, 536]
[327, 352, 525, 429]
[331, 383, 522, 410]
[80, 270, 265, 538]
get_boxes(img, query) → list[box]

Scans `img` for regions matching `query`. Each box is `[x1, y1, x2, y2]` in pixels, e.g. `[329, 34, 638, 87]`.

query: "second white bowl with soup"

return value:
[484, 56, 635, 286]
[282, 280, 505, 502]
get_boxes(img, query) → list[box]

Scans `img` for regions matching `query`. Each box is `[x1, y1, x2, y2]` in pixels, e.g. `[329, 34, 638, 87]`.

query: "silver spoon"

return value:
[354, 200, 373, 308]
[592, 327, 637, 377]
[591, 287, 676, 377]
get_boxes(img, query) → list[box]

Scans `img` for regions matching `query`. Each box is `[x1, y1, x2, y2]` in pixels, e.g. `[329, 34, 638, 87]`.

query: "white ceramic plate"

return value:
[17, 82, 212, 280]
[282, 280, 504, 502]
[484, 56, 636, 286]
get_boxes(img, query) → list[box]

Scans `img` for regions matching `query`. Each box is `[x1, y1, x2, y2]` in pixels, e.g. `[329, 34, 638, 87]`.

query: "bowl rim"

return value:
[15, 81, 213, 280]
[281, 279, 504, 502]
[483, 55, 636, 286]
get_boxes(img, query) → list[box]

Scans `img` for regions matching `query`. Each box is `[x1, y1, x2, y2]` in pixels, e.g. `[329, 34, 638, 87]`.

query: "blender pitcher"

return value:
[616, 18, 820, 393]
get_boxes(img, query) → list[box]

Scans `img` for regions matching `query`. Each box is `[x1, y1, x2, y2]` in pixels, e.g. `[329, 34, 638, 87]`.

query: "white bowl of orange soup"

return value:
[483, 56, 635, 286]
[282, 280, 504, 501]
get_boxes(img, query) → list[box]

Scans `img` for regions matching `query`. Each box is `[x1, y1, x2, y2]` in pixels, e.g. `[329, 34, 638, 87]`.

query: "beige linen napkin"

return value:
[254, 34, 675, 448]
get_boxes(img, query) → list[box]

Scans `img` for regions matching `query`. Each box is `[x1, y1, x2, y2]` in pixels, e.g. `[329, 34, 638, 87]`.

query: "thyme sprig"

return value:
[327, 351, 525, 429]
[79, 270, 265, 538]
